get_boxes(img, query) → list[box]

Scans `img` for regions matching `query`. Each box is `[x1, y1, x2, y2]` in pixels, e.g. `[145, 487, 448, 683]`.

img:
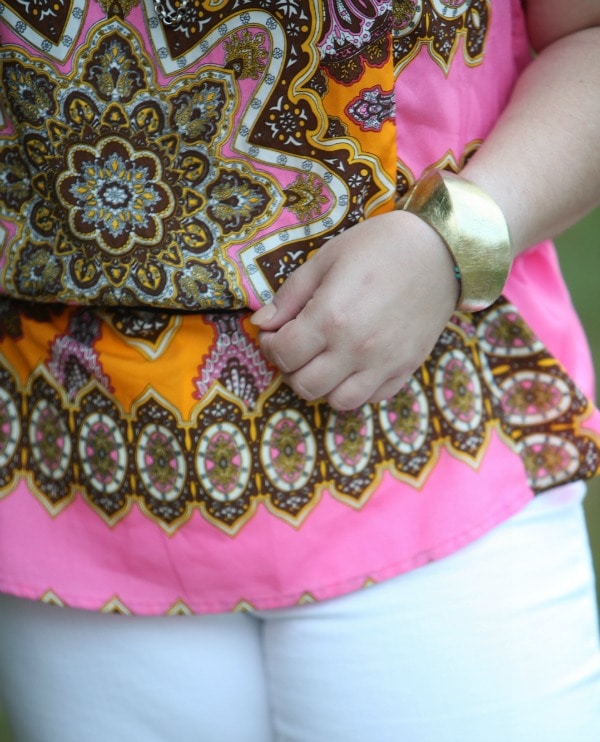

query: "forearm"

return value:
[462, 25, 600, 255]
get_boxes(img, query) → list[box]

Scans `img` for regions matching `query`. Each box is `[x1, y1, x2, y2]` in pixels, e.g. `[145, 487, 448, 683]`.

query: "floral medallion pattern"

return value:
[1, 24, 270, 307]
[1, 298, 598, 533]
[57, 137, 175, 254]
[0, 3, 397, 310]
[0, 4, 599, 542]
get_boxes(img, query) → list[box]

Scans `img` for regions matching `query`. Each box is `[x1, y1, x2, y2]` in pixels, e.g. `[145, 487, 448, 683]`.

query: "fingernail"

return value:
[251, 302, 276, 326]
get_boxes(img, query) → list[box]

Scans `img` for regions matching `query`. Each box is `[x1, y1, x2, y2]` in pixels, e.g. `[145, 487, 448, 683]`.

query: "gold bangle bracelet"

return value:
[402, 169, 513, 312]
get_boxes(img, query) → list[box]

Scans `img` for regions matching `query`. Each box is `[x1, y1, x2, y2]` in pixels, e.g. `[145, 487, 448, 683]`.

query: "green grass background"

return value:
[0, 210, 599, 741]
[555, 208, 600, 592]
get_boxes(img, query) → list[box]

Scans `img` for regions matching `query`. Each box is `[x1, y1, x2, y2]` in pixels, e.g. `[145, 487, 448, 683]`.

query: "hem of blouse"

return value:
[0, 487, 538, 616]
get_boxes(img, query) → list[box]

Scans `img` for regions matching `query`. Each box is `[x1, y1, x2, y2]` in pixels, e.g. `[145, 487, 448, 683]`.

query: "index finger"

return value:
[258, 314, 327, 375]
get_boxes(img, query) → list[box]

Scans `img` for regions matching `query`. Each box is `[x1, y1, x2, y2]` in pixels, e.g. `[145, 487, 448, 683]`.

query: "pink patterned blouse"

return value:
[0, 0, 598, 615]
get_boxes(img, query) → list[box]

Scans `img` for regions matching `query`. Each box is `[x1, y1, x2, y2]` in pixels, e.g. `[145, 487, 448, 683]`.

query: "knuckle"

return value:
[258, 333, 274, 359]
[260, 331, 294, 374]
[370, 377, 406, 404]
[259, 336, 292, 374]
[272, 349, 293, 375]
[353, 335, 377, 357]
[327, 388, 364, 411]
[322, 305, 349, 335]
[284, 374, 320, 402]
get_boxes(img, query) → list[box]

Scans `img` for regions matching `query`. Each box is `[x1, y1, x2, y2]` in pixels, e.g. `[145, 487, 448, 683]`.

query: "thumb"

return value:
[250, 251, 327, 330]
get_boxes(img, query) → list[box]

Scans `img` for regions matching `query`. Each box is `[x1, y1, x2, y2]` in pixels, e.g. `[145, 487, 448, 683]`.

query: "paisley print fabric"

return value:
[392, 0, 489, 72]
[0, 1, 396, 308]
[0, 0, 599, 615]
[1, 297, 598, 536]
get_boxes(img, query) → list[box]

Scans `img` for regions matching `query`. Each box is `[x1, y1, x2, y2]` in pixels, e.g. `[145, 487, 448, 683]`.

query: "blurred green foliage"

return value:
[555, 207, 600, 602]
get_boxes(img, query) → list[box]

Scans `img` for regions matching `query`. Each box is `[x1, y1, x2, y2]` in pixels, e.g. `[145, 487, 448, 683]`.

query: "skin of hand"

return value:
[253, 0, 600, 411]
[251, 211, 458, 411]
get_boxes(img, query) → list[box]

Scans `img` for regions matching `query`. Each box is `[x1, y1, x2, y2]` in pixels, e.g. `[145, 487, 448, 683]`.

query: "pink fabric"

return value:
[506, 242, 597, 400]
[0, 1, 599, 616]
[0, 432, 533, 614]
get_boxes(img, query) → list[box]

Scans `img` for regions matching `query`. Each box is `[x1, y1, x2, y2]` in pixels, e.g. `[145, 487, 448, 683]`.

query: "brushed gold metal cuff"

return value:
[402, 169, 513, 312]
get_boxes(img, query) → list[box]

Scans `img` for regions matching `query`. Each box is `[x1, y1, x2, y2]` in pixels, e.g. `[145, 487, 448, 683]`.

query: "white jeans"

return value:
[1, 483, 599, 742]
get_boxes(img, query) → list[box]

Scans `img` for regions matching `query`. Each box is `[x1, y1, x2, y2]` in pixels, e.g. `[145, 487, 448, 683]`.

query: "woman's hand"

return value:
[251, 210, 458, 410]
